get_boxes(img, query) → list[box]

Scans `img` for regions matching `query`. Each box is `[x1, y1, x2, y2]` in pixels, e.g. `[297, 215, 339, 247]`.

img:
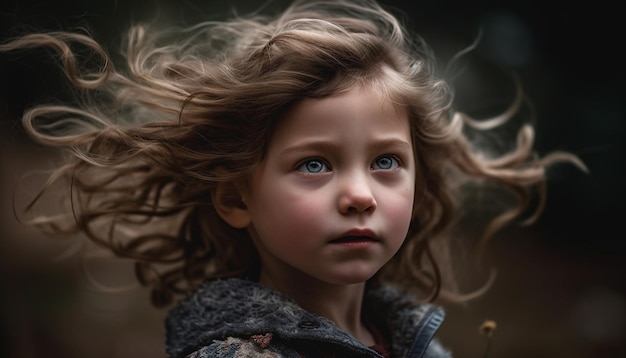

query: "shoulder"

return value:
[166, 278, 316, 357]
[185, 335, 300, 358]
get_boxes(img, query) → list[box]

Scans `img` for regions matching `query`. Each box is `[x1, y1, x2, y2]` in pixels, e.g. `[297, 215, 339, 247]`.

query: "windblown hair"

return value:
[3, 0, 584, 307]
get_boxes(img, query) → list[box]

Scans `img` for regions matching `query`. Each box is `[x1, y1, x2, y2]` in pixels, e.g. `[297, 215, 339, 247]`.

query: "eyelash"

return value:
[296, 155, 402, 174]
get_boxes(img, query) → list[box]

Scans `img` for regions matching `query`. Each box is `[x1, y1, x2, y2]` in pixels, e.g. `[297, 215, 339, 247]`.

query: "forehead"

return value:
[269, 85, 410, 147]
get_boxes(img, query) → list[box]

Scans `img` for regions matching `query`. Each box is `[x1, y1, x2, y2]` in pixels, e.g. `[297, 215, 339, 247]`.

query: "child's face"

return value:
[243, 86, 416, 286]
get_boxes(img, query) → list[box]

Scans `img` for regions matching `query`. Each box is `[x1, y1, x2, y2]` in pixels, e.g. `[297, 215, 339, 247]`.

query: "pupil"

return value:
[378, 157, 391, 168]
[307, 161, 322, 172]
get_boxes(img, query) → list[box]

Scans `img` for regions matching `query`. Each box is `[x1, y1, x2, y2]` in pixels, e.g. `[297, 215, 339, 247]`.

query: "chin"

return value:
[326, 268, 379, 285]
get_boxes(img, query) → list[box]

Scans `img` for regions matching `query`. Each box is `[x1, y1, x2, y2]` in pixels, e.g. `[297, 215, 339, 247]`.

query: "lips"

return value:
[330, 228, 378, 244]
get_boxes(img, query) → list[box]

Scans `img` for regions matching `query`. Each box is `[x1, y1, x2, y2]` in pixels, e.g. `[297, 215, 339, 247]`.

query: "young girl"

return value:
[3, 0, 585, 357]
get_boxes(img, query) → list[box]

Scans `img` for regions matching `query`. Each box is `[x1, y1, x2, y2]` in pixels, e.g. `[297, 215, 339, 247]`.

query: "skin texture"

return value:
[219, 85, 416, 343]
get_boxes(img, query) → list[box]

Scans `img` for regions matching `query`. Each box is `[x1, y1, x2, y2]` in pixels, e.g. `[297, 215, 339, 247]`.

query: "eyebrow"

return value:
[280, 138, 412, 155]
[370, 139, 412, 152]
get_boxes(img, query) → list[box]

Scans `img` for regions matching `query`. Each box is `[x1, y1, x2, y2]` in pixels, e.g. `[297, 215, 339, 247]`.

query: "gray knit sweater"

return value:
[166, 278, 452, 358]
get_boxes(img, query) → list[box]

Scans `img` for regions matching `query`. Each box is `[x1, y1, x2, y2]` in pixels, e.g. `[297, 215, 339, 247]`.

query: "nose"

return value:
[337, 172, 377, 215]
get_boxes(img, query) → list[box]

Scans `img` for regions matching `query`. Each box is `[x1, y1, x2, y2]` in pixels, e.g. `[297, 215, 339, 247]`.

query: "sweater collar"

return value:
[166, 278, 441, 357]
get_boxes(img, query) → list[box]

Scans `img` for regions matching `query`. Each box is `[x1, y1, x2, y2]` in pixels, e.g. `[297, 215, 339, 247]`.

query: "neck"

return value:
[259, 272, 375, 346]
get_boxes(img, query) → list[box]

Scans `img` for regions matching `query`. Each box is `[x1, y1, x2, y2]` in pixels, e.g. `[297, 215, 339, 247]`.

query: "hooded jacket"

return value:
[166, 278, 452, 358]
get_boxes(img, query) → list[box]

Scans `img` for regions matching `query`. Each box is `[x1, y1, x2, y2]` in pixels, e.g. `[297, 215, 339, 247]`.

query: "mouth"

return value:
[329, 228, 379, 245]
[329, 235, 379, 244]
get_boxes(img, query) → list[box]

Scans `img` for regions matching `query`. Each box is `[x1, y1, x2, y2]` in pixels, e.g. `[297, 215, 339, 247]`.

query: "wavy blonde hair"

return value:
[4, 0, 584, 306]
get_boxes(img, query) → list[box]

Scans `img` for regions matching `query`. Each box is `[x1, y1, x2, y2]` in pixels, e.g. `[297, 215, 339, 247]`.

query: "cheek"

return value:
[250, 187, 329, 246]
[381, 191, 415, 236]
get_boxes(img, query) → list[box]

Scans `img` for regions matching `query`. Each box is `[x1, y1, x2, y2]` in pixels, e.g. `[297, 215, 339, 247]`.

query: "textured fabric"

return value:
[166, 278, 452, 358]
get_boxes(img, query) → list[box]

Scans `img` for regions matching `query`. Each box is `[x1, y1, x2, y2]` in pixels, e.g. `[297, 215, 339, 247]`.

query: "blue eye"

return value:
[297, 159, 328, 173]
[372, 155, 399, 170]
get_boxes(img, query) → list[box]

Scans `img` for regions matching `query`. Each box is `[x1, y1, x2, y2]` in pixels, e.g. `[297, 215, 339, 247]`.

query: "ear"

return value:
[212, 182, 251, 229]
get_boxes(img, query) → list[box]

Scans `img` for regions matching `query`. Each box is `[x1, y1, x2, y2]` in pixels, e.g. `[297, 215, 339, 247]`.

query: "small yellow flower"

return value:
[479, 320, 497, 337]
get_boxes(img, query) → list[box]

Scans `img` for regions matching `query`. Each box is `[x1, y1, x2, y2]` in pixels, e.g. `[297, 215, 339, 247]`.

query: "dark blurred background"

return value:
[1, 0, 624, 357]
